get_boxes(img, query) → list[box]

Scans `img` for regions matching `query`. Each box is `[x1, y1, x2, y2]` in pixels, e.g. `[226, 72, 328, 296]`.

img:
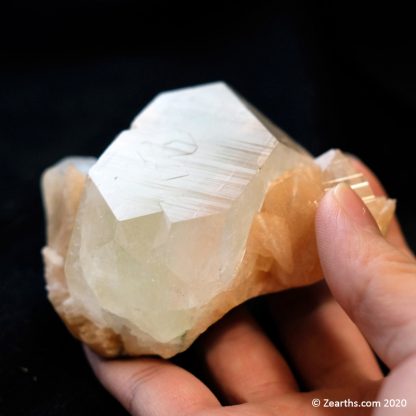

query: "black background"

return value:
[1, 2, 415, 415]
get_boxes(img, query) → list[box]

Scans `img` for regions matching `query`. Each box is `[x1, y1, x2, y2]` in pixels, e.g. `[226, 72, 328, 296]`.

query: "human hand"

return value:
[85, 160, 416, 415]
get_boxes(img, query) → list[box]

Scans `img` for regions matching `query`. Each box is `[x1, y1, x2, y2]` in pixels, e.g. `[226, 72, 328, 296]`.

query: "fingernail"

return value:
[332, 183, 379, 232]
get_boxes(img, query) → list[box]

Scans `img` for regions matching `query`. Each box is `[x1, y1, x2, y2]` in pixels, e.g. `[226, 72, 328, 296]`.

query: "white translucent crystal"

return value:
[65, 82, 311, 346]
[42, 82, 395, 357]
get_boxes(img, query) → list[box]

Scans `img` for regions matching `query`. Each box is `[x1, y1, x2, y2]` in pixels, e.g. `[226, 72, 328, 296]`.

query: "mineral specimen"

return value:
[41, 82, 395, 358]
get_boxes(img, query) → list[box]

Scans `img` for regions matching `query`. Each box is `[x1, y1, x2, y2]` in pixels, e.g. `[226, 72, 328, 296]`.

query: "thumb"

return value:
[316, 183, 416, 369]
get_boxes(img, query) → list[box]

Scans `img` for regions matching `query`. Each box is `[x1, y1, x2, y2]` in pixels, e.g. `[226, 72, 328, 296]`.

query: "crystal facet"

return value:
[41, 82, 395, 357]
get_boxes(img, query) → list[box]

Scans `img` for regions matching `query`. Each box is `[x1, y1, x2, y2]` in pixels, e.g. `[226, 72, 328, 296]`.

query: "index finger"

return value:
[85, 347, 220, 416]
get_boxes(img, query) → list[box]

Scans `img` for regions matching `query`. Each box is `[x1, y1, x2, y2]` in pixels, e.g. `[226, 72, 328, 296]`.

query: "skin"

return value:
[85, 159, 416, 415]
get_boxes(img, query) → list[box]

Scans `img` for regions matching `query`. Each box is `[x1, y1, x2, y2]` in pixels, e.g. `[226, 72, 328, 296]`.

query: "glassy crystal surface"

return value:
[41, 82, 395, 357]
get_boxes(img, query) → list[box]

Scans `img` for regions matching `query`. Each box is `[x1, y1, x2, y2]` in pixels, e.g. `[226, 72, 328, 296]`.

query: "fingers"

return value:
[316, 183, 416, 369]
[85, 347, 220, 416]
[201, 307, 298, 404]
[269, 281, 383, 390]
[374, 354, 416, 416]
[348, 157, 413, 257]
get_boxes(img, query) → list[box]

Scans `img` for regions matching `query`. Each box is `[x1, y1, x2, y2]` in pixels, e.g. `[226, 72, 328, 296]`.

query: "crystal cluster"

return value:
[41, 82, 395, 357]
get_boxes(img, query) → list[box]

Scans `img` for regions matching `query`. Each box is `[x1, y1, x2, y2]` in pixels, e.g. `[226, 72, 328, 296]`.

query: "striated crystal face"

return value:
[65, 82, 312, 345]
[42, 82, 395, 358]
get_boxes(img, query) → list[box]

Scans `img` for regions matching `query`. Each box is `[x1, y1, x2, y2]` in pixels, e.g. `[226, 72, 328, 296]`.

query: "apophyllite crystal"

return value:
[41, 82, 395, 358]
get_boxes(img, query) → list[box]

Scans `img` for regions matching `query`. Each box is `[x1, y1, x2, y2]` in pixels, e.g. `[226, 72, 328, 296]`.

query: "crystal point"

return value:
[41, 83, 395, 357]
